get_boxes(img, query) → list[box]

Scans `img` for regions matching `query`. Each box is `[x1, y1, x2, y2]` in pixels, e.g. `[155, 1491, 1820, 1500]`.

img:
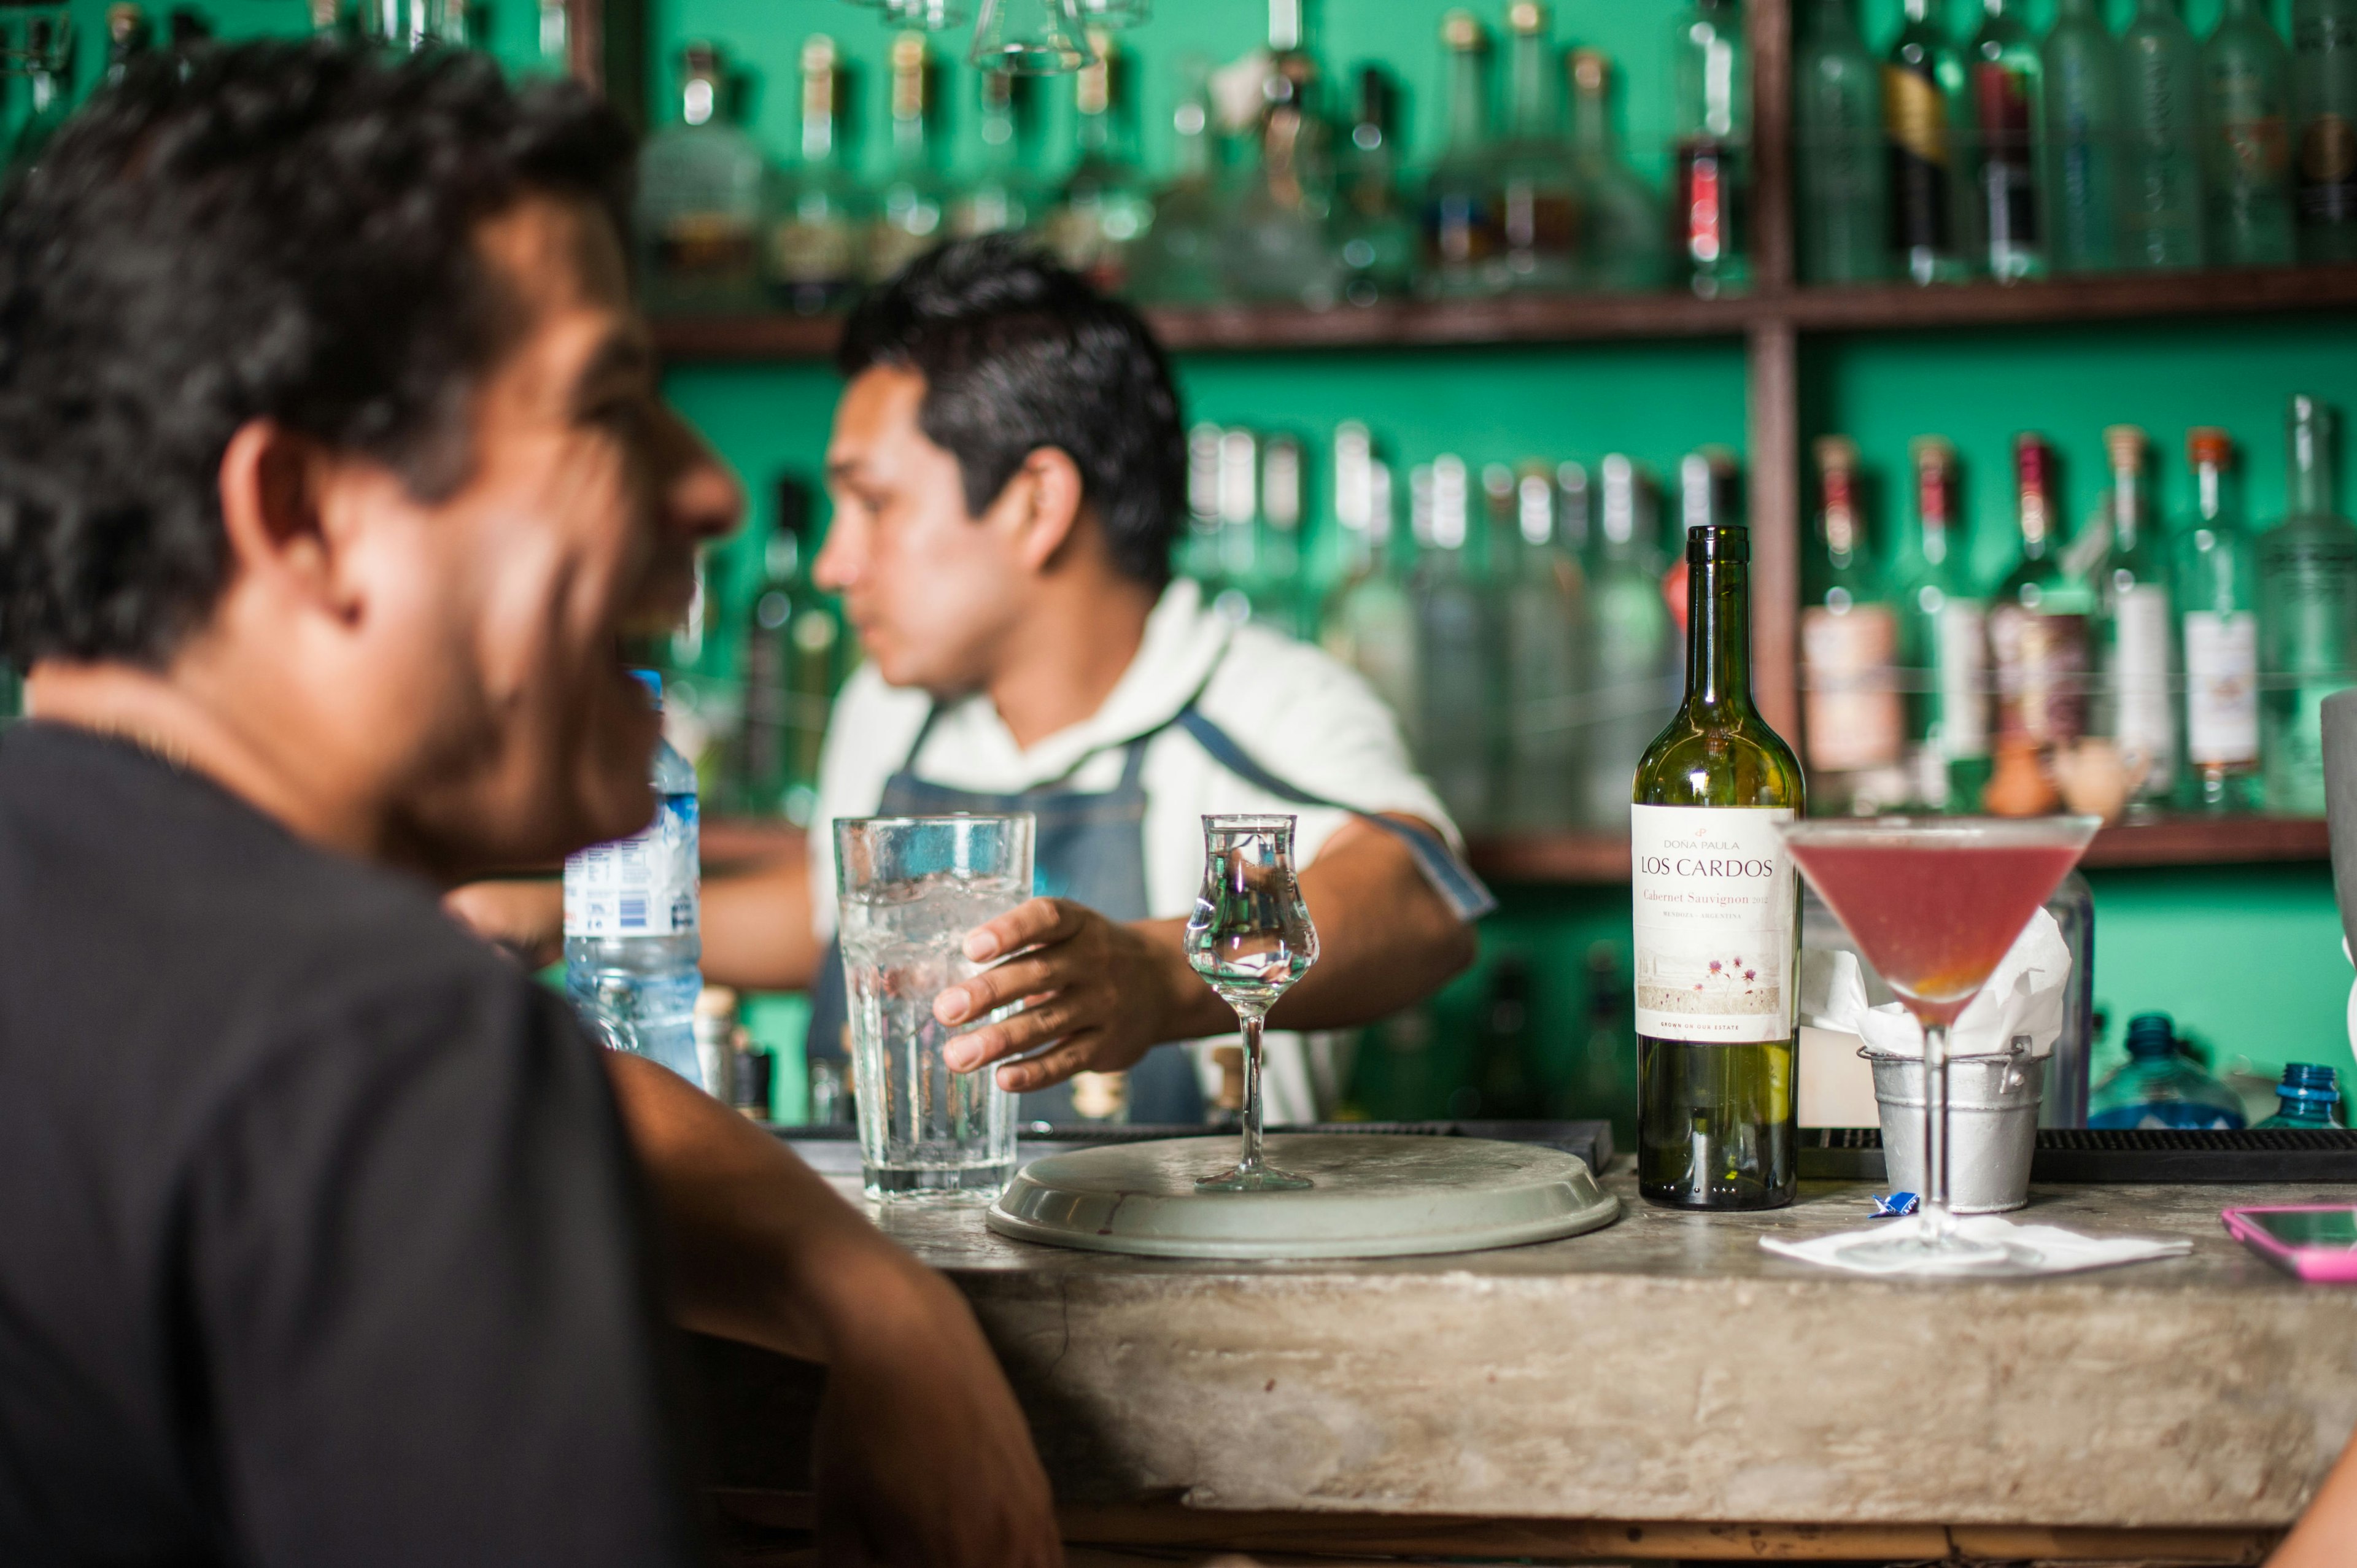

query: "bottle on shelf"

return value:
[1898, 436, 1991, 812]
[2202, 0, 2297, 268]
[1670, 0, 1751, 298]
[1584, 454, 1676, 830]
[1218, 0, 1341, 308]
[1131, 64, 1224, 306]
[1253, 434, 1310, 636]
[1423, 9, 1504, 299]
[2118, 0, 2207, 269]
[106, 3, 152, 85]
[950, 69, 1044, 242]
[2097, 425, 2178, 813]
[1411, 455, 1500, 833]
[2293, 0, 2357, 263]
[635, 42, 765, 314]
[1991, 433, 2096, 806]
[2255, 1062, 2342, 1127]
[1632, 473, 1803, 1211]
[2088, 1012, 2249, 1129]
[1318, 422, 1418, 725]
[767, 34, 866, 315]
[1181, 422, 1225, 585]
[866, 31, 949, 284]
[730, 477, 844, 828]
[1886, 0, 1973, 286]
[1045, 29, 1153, 295]
[1801, 436, 1906, 817]
[2177, 428, 2262, 814]
[2041, 0, 2124, 274]
[1567, 49, 1666, 292]
[1210, 427, 1261, 625]
[1968, 0, 2045, 281]
[1333, 66, 1418, 306]
[1794, 0, 1889, 285]
[1498, 460, 1585, 829]
[1496, 1, 1578, 292]
[2259, 392, 2357, 816]
[8, 18, 73, 173]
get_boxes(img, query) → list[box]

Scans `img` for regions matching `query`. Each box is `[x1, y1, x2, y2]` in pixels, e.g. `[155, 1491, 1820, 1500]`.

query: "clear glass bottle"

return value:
[1794, 0, 1889, 285]
[2259, 393, 2357, 816]
[767, 34, 867, 315]
[105, 3, 152, 85]
[1568, 49, 1666, 292]
[2293, 0, 2357, 261]
[1886, 0, 1973, 285]
[1412, 455, 1501, 832]
[1253, 434, 1310, 636]
[1210, 427, 1261, 626]
[1218, 0, 1341, 307]
[1423, 10, 1504, 298]
[635, 42, 766, 314]
[2203, 0, 2297, 268]
[1900, 436, 1991, 811]
[1585, 455, 1676, 829]
[1670, 0, 1751, 297]
[2256, 1062, 2342, 1127]
[731, 477, 845, 827]
[1496, 1, 1579, 292]
[1500, 462, 1586, 828]
[1131, 64, 1223, 305]
[1970, 0, 2045, 280]
[1991, 433, 2096, 796]
[2119, 0, 2207, 269]
[1318, 423, 1418, 725]
[2088, 1012, 2249, 1129]
[8, 18, 73, 174]
[950, 69, 1045, 242]
[1047, 29, 1154, 295]
[2097, 425, 2178, 811]
[1333, 67, 1418, 306]
[2177, 427, 2262, 813]
[2042, 0, 2123, 272]
[1802, 436, 1906, 816]
[866, 31, 950, 285]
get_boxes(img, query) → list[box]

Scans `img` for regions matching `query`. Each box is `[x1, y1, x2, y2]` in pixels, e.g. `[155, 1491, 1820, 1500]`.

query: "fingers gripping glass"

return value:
[1185, 816, 1319, 1192]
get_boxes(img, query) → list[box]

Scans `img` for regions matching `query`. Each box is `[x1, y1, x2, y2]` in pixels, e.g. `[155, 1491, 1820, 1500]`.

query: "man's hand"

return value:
[932, 899, 1227, 1095]
[443, 879, 563, 969]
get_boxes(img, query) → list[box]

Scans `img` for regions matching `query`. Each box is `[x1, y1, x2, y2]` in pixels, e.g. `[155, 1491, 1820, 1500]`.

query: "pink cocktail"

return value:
[1778, 816, 2100, 1269]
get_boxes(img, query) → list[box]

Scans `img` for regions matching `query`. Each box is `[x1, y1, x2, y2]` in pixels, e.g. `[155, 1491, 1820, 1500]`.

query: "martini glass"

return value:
[1778, 816, 2100, 1269]
[1184, 815, 1318, 1192]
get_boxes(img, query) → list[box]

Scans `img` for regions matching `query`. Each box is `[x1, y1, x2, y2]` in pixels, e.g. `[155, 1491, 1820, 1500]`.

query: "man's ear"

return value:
[999, 446, 1088, 573]
[215, 419, 357, 624]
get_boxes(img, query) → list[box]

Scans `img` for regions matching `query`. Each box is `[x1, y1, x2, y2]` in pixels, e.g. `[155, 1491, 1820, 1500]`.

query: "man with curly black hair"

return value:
[0, 41, 1058, 1568]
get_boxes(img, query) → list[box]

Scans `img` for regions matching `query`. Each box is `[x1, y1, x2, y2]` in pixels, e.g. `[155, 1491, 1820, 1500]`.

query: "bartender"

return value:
[462, 236, 1487, 1123]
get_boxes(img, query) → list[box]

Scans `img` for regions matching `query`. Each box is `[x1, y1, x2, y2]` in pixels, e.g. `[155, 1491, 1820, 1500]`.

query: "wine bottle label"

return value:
[1631, 805, 1796, 1045]
[565, 792, 700, 938]
[2185, 610, 2260, 766]
[1935, 600, 1991, 760]
[1886, 64, 1953, 253]
[1973, 63, 2039, 250]
[2299, 112, 2357, 222]
[1800, 604, 1903, 771]
[1990, 604, 2090, 746]
[2112, 584, 2178, 790]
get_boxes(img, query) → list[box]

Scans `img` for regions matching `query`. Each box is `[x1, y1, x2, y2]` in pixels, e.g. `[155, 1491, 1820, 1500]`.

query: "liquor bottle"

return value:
[1969, 0, 2045, 281]
[1131, 67, 1223, 305]
[732, 477, 844, 827]
[106, 3, 152, 85]
[865, 33, 949, 285]
[951, 70, 1044, 242]
[1794, 0, 1889, 285]
[1499, 462, 1586, 828]
[2177, 427, 2262, 813]
[2202, 0, 2297, 268]
[2293, 0, 2357, 261]
[1586, 455, 1677, 829]
[1886, 0, 1972, 285]
[1898, 436, 1991, 810]
[1182, 422, 1225, 586]
[1047, 31, 1154, 295]
[1991, 433, 2097, 786]
[1423, 10, 1504, 298]
[2119, 0, 2206, 269]
[1412, 456, 1501, 831]
[2042, 0, 2124, 272]
[767, 36, 865, 315]
[1253, 434, 1310, 637]
[1632, 474, 1804, 1211]
[1210, 427, 1261, 625]
[2097, 425, 2178, 809]
[1670, 0, 1752, 298]
[8, 19, 72, 174]
[1319, 422, 1418, 725]
[1220, 0, 1342, 307]
[1497, 1, 1578, 291]
[633, 43, 765, 314]
[1333, 68, 1418, 306]
[2259, 393, 2357, 814]
[1568, 50, 1667, 292]
[1801, 436, 1905, 816]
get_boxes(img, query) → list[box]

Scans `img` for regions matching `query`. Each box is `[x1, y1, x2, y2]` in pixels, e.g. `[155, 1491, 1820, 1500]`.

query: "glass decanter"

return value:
[1184, 815, 1318, 1192]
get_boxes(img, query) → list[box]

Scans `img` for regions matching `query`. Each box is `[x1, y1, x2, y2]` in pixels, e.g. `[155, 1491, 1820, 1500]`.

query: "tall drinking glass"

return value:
[1778, 816, 2099, 1267]
[836, 814, 1034, 1201]
[1185, 814, 1319, 1191]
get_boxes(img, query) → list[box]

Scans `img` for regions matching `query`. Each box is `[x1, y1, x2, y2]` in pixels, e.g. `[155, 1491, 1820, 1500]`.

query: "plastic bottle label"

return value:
[565, 792, 700, 938]
[1631, 805, 1796, 1044]
[2113, 585, 2177, 790]
[2184, 610, 2259, 765]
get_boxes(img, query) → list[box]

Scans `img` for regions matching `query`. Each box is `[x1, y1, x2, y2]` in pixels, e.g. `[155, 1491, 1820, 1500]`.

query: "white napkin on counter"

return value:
[1798, 909, 2073, 1060]
[1762, 1214, 2193, 1278]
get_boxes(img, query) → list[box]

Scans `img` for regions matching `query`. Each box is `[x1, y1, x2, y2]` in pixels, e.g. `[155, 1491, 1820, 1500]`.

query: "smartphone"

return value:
[2221, 1205, 2357, 1282]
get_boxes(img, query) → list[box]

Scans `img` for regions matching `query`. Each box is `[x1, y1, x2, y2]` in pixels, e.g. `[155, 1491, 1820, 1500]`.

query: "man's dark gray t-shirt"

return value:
[0, 723, 702, 1566]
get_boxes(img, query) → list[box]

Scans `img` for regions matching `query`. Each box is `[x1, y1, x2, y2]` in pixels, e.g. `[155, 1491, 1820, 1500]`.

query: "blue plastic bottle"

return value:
[563, 671, 703, 1084]
[2088, 1013, 2248, 1130]
[2256, 1062, 2343, 1129]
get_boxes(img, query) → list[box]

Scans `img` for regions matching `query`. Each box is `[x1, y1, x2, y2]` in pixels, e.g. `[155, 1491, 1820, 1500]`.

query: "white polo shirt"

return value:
[808, 577, 1461, 1122]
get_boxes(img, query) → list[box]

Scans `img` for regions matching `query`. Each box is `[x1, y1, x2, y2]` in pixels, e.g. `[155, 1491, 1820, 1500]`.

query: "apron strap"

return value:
[1173, 708, 1500, 922]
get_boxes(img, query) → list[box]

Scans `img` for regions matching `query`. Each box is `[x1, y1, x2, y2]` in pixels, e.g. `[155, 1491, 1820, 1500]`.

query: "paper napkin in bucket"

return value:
[1800, 908, 2073, 1059]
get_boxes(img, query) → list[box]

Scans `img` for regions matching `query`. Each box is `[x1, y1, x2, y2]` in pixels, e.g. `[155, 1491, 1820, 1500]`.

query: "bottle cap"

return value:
[1686, 523, 1748, 563]
[1813, 434, 1859, 474]
[2283, 1061, 2341, 1098]
[632, 668, 664, 710]
[1508, 1, 1547, 35]
[1908, 434, 1955, 469]
[800, 33, 837, 71]
[2103, 423, 2148, 468]
[2188, 426, 2234, 467]
[2124, 1012, 2176, 1059]
[1569, 47, 1608, 94]
[1441, 9, 1484, 51]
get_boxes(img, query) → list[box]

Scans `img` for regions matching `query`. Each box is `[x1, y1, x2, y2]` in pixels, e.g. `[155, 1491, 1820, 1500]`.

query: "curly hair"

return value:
[0, 41, 637, 670]
[838, 237, 1186, 589]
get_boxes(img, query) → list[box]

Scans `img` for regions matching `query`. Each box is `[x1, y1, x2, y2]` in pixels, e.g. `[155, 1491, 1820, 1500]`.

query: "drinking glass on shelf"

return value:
[1184, 814, 1318, 1192]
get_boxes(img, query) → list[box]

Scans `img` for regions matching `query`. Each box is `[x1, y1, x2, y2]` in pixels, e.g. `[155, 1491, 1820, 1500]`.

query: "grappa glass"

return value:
[1185, 814, 1318, 1192]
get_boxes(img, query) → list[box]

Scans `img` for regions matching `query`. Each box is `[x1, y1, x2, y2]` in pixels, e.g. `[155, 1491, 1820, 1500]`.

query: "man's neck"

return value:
[981, 574, 1159, 751]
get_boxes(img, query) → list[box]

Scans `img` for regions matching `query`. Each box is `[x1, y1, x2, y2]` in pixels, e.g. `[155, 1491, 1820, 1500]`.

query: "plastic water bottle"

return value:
[2088, 1012, 2248, 1130]
[2256, 1063, 2343, 1129]
[564, 671, 704, 1086]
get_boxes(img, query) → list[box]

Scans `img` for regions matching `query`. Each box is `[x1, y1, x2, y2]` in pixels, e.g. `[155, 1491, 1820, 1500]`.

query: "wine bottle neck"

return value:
[1684, 547, 1755, 717]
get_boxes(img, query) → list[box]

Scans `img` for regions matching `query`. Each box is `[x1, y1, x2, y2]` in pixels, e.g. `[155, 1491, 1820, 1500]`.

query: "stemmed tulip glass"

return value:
[1184, 815, 1318, 1192]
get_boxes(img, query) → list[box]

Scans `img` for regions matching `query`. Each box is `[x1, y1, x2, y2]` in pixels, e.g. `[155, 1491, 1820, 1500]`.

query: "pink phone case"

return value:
[2221, 1205, 2357, 1283]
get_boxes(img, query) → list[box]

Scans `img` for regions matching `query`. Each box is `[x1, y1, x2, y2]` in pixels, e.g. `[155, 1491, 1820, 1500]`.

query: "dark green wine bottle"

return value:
[1631, 457, 1805, 1210]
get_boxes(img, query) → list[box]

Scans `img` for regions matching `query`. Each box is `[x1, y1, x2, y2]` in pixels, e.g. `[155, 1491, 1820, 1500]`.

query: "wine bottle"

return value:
[1632, 462, 1804, 1211]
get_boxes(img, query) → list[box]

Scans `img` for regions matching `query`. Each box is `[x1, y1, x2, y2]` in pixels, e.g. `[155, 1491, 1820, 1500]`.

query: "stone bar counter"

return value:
[695, 1148, 2357, 1566]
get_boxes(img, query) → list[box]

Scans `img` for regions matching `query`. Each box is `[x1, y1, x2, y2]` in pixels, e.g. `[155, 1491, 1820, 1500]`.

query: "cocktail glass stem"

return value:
[1921, 1019, 1956, 1245]
[1236, 1011, 1269, 1178]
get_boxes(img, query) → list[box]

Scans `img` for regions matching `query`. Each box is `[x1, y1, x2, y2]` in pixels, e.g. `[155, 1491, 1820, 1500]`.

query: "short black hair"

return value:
[837, 238, 1185, 589]
[0, 41, 635, 670]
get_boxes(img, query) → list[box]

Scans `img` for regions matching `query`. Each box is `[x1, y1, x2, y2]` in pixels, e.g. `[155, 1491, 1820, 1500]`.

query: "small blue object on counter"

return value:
[1873, 1192, 1921, 1218]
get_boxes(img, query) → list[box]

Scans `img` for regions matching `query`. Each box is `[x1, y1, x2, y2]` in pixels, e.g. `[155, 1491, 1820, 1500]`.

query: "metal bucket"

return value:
[1867, 1048, 2047, 1214]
